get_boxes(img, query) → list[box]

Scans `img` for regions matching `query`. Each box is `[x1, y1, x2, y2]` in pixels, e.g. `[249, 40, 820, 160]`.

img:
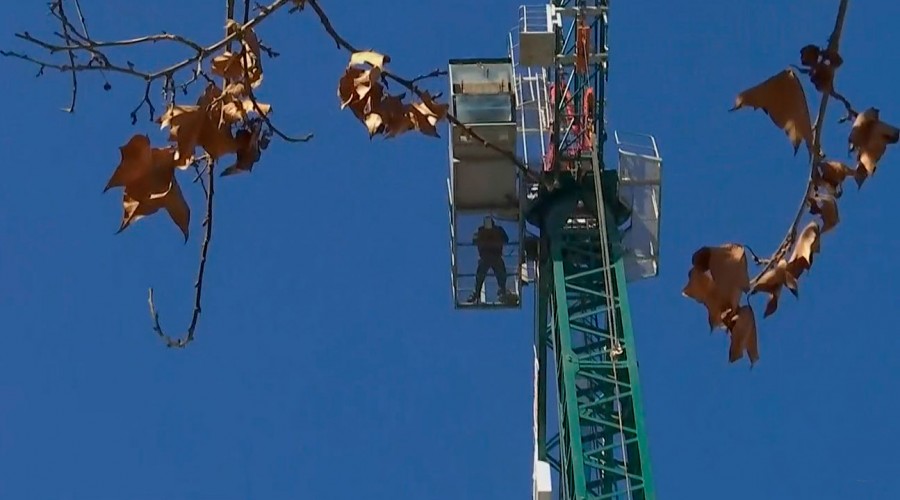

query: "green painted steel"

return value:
[543, 220, 655, 499]
[533, 1, 656, 498]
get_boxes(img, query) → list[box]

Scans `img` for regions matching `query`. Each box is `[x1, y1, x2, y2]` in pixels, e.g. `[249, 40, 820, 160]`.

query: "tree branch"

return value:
[50, 0, 79, 112]
[749, 0, 849, 289]
[2, 0, 293, 118]
[303, 0, 540, 184]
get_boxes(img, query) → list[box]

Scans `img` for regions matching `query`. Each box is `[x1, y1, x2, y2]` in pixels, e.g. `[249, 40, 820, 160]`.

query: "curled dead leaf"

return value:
[724, 305, 759, 366]
[159, 84, 239, 162]
[707, 243, 751, 297]
[214, 23, 263, 89]
[682, 266, 732, 331]
[221, 123, 263, 177]
[808, 192, 839, 233]
[799, 45, 820, 67]
[408, 91, 449, 137]
[786, 221, 821, 279]
[731, 69, 813, 156]
[798, 44, 842, 93]
[684, 244, 749, 331]
[815, 160, 854, 197]
[349, 50, 391, 69]
[752, 259, 798, 318]
[849, 108, 900, 187]
[338, 66, 385, 135]
[381, 94, 413, 137]
[691, 246, 711, 270]
[338, 52, 448, 139]
[221, 98, 271, 125]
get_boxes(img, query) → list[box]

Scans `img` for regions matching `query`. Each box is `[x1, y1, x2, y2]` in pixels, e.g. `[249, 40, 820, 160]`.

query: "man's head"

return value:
[483, 216, 493, 229]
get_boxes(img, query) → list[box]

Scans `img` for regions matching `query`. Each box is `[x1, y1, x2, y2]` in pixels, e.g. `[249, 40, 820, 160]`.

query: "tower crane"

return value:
[446, 2, 662, 499]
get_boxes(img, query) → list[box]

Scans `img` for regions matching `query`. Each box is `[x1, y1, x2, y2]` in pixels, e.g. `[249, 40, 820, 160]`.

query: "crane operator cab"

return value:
[446, 58, 526, 309]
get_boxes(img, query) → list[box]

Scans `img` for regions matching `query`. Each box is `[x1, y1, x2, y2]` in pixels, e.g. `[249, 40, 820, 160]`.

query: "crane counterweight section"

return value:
[448, 59, 525, 309]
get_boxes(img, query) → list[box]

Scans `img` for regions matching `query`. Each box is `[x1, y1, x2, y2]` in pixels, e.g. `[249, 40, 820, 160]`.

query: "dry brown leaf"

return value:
[691, 246, 712, 270]
[808, 192, 839, 233]
[224, 81, 249, 98]
[731, 69, 813, 156]
[211, 51, 264, 89]
[786, 221, 821, 279]
[159, 104, 203, 165]
[408, 91, 449, 137]
[338, 55, 447, 139]
[212, 23, 263, 90]
[232, 22, 261, 60]
[364, 112, 384, 137]
[682, 266, 732, 331]
[104, 134, 154, 191]
[799, 44, 820, 67]
[753, 259, 798, 318]
[112, 146, 190, 240]
[351, 67, 383, 102]
[849, 108, 900, 187]
[682, 266, 713, 304]
[338, 66, 385, 133]
[798, 44, 842, 93]
[338, 67, 365, 109]
[221, 124, 262, 177]
[159, 84, 239, 162]
[810, 64, 834, 93]
[349, 50, 390, 69]
[684, 243, 749, 331]
[120, 178, 190, 241]
[221, 99, 271, 125]
[381, 94, 413, 137]
[407, 102, 441, 137]
[725, 305, 759, 366]
[815, 160, 854, 197]
[707, 243, 751, 299]
[198, 120, 237, 159]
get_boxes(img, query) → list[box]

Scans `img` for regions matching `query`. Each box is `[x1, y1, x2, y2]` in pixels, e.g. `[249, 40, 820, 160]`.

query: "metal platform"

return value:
[615, 131, 662, 282]
[447, 58, 526, 310]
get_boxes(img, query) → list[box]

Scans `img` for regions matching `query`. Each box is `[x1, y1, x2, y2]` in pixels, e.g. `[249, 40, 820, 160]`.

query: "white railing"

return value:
[509, 28, 552, 172]
[614, 131, 661, 162]
[519, 5, 551, 34]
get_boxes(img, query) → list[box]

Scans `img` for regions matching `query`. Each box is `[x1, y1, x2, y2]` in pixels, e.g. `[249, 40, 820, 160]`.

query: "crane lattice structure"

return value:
[446, 2, 662, 499]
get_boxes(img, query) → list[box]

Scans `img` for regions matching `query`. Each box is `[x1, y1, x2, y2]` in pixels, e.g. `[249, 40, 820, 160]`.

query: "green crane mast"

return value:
[446, 3, 662, 499]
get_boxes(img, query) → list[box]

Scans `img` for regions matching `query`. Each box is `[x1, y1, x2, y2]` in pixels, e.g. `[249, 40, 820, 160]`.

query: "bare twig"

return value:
[238, 40, 313, 142]
[2, 0, 293, 115]
[749, 0, 850, 289]
[71, 0, 91, 37]
[148, 158, 216, 348]
[832, 89, 857, 123]
[50, 1, 79, 112]
[16, 30, 206, 53]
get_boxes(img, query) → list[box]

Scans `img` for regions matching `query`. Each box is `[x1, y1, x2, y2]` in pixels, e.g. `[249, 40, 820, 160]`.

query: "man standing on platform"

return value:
[468, 216, 510, 303]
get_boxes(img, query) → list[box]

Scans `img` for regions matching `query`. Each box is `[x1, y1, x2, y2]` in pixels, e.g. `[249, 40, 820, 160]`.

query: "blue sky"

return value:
[2, 1, 900, 498]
